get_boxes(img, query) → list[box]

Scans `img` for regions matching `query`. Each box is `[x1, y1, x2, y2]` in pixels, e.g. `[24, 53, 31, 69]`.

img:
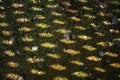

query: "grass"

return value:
[0, 0, 120, 80]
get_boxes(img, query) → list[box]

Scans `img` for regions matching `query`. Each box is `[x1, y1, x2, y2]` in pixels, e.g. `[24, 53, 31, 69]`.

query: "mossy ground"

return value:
[0, 0, 120, 80]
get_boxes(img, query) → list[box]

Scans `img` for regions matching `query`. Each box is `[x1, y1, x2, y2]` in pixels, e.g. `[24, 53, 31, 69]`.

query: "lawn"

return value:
[0, 0, 120, 80]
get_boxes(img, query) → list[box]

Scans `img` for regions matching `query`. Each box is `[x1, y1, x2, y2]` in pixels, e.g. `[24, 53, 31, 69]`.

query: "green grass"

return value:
[0, 0, 120, 80]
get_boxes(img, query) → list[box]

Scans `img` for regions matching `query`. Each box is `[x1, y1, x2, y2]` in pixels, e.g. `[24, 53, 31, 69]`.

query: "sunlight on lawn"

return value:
[64, 49, 80, 55]
[82, 45, 96, 51]
[70, 16, 81, 22]
[22, 36, 34, 42]
[52, 11, 63, 17]
[11, 3, 23, 8]
[77, 35, 92, 41]
[39, 32, 54, 38]
[31, 69, 46, 75]
[1, 0, 120, 80]
[74, 26, 86, 31]
[41, 42, 57, 49]
[4, 50, 15, 57]
[27, 57, 44, 63]
[78, 0, 88, 3]
[6, 73, 19, 80]
[105, 52, 118, 57]
[0, 13, 5, 18]
[35, 15, 46, 20]
[19, 26, 32, 32]
[60, 39, 75, 44]
[72, 71, 89, 78]
[35, 23, 50, 28]
[46, 53, 61, 59]
[50, 64, 66, 71]
[110, 63, 120, 68]
[55, 29, 70, 34]
[53, 19, 65, 25]
[2, 30, 11, 36]
[87, 56, 101, 62]
[7, 61, 19, 68]
[0, 22, 8, 27]
[94, 67, 106, 73]
[53, 76, 68, 80]
[66, 9, 78, 13]
[13, 10, 25, 15]
[70, 60, 84, 66]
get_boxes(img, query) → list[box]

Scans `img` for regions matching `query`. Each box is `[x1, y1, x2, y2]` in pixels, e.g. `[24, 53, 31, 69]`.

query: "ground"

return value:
[0, 0, 120, 80]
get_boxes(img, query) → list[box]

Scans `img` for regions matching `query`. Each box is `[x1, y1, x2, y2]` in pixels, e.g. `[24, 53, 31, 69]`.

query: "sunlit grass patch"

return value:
[105, 52, 118, 57]
[22, 36, 34, 42]
[13, 10, 25, 15]
[48, 0, 54, 2]
[31, 6, 42, 11]
[0, 22, 8, 27]
[82, 45, 96, 51]
[118, 18, 120, 22]
[39, 32, 53, 38]
[90, 23, 97, 28]
[72, 71, 89, 78]
[55, 29, 70, 34]
[31, 69, 46, 75]
[4, 50, 15, 57]
[109, 63, 120, 68]
[64, 49, 80, 55]
[53, 76, 68, 80]
[3, 38, 14, 46]
[3, 39, 11, 45]
[99, 11, 107, 17]
[87, 56, 101, 62]
[46, 53, 61, 59]
[102, 20, 111, 25]
[70, 16, 81, 22]
[60, 39, 75, 44]
[23, 46, 31, 51]
[82, 6, 93, 11]
[77, 35, 92, 40]
[61, 1, 71, 6]
[67, 9, 78, 13]
[46, 4, 58, 9]
[114, 38, 120, 41]
[0, 13, 5, 18]
[35, 15, 46, 20]
[16, 18, 30, 23]
[109, 29, 119, 34]
[35, 23, 50, 28]
[2, 30, 11, 36]
[70, 60, 84, 66]
[7, 61, 19, 68]
[74, 26, 86, 31]
[111, 1, 120, 4]
[0, 6, 5, 10]
[19, 26, 32, 32]
[27, 57, 44, 63]
[1, 0, 119, 79]
[96, 41, 107, 47]
[50, 64, 66, 71]
[30, 0, 40, 4]
[52, 11, 63, 17]
[41, 42, 57, 49]
[6, 73, 19, 80]
[78, 0, 88, 3]
[94, 67, 106, 73]
[11, 3, 23, 8]
[94, 32, 105, 37]
[84, 14, 96, 19]
[53, 19, 65, 25]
